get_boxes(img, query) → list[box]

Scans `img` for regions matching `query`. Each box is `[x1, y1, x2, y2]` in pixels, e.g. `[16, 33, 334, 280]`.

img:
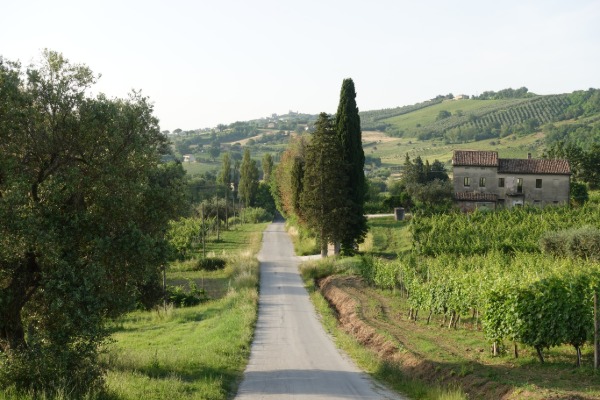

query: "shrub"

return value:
[195, 257, 227, 271]
[0, 341, 104, 399]
[241, 207, 273, 223]
[540, 226, 600, 260]
[167, 281, 209, 307]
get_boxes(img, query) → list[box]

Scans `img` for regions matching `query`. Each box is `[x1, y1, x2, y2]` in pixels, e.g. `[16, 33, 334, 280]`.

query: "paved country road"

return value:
[235, 222, 404, 400]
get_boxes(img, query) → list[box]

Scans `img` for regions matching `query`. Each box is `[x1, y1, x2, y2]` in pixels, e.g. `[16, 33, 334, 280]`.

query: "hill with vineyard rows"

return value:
[171, 88, 600, 175]
[360, 89, 600, 141]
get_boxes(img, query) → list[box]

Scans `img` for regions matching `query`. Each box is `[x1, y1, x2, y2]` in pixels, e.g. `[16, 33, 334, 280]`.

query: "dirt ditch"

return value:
[317, 275, 593, 400]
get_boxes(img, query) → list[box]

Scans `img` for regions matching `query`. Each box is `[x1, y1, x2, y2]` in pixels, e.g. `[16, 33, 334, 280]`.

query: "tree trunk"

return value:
[413, 309, 419, 322]
[514, 342, 519, 358]
[492, 341, 498, 357]
[448, 311, 455, 329]
[576, 345, 582, 367]
[535, 346, 545, 363]
[0, 254, 40, 353]
[426, 310, 433, 325]
[453, 314, 460, 329]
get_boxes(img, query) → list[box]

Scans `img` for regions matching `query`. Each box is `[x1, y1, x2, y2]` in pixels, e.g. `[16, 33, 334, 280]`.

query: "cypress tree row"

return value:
[335, 78, 368, 253]
[300, 113, 351, 257]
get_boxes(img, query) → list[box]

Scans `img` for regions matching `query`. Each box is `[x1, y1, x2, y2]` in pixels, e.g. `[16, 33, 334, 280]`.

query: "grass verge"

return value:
[102, 223, 266, 400]
[300, 260, 467, 400]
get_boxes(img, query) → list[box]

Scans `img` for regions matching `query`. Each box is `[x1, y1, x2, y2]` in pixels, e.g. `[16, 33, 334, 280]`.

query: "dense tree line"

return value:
[473, 86, 534, 100]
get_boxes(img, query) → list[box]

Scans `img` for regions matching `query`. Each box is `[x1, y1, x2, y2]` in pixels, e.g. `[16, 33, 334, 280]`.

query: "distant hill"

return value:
[360, 88, 600, 141]
[172, 87, 600, 173]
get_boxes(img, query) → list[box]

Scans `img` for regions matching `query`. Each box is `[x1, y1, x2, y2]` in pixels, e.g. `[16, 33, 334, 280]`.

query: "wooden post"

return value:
[595, 292, 599, 369]
[216, 196, 220, 241]
[162, 265, 167, 312]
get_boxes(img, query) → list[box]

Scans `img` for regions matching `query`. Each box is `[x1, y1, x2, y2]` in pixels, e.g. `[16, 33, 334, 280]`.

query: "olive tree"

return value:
[0, 51, 187, 395]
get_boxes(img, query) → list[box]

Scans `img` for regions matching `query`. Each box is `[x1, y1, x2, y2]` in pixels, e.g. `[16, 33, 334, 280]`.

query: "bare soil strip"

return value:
[318, 275, 598, 400]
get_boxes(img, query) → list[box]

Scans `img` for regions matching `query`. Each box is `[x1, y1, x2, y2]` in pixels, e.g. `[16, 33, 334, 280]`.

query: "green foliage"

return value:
[336, 78, 368, 253]
[0, 51, 187, 396]
[167, 217, 202, 260]
[357, 203, 600, 365]
[473, 87, 534, 100]
[546, 142, 600, 189]
[254, 181, 277, 215]
[241, 207, 274, 223]
[411, 205, 600, 257]
[195, 257, 227, 271]
[300, 113, 351, 253]
[209, 141, 221, 161]
[238, 148, 259, 207]
[402, 155, 451, 213]
[217, 152, 232, 188]
[436, 110, 451, 121]
[167, 281, 209, 307]
[571, 181, 590, 205]
[261, 153, 273, 181]
[540, 226, 600, 260]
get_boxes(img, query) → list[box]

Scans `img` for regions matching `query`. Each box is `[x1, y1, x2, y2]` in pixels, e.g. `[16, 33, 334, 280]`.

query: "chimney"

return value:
[527, 153, 532, 159]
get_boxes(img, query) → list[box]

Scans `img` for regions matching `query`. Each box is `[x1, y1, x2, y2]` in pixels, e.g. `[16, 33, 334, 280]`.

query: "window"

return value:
[464, 177, 471, 187]
[536, 179, 542, 189]
[498, 178, 505, 188]
[517, 178, 523, 193]
[479, 177, 486, 187]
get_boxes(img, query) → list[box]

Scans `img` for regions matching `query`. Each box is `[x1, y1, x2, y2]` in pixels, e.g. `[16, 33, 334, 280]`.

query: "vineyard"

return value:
[429, 95, 570, 134]
[359, 96, 447, 131]
[358, 204, 600, 367]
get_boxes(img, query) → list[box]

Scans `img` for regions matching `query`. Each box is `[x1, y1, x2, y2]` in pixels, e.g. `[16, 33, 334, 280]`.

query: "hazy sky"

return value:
[3, 0, 600, 131]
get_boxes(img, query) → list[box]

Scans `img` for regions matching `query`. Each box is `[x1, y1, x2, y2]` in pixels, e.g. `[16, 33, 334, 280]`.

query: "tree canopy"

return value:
[0, 50, 187, 395]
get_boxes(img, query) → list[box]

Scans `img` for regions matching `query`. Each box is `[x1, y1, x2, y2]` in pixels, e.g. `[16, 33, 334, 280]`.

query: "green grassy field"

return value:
[383, 99, 513, 134]
[102, 222, 268, 400]
[364, 132, 544, 170]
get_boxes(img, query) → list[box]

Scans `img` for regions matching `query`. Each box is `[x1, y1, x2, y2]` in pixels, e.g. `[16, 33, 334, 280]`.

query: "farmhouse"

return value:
[182, 154, 196, 163]
[452, 150, 570, 212]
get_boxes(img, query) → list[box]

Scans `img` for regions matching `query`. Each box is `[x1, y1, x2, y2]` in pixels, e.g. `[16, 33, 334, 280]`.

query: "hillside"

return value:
[172, 88, 600, 175]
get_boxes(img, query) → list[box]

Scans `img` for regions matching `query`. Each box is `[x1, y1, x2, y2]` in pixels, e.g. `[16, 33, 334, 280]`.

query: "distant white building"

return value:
[183, 154, 196, 163]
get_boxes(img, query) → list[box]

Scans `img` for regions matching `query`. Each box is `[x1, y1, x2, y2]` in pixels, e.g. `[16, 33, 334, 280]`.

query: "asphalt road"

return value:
[235, 222, 403, 400]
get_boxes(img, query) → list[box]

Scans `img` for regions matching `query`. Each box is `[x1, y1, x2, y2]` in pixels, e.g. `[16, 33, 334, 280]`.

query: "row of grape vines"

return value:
[411, 203, 600, 256]
[360, 204, 600, 365]
[360, 251, 598, 365]
[406, 95, 571, 136]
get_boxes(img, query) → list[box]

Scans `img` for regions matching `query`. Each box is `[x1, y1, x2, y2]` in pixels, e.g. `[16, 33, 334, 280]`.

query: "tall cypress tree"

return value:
[218, 152, 231, 188]
[335, 78, 367, 253]
[300, 113, 350, 257]
[239, 148, 259, 207]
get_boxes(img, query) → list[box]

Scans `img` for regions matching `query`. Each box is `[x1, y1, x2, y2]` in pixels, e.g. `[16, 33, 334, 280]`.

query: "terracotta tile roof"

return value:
[452, 150, 498, 167]
[454, 192, 498, 202]
[452, 150, 571, 175]
[498, 158, 570, 175]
